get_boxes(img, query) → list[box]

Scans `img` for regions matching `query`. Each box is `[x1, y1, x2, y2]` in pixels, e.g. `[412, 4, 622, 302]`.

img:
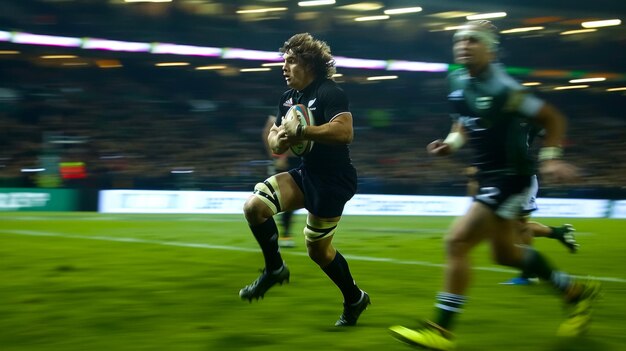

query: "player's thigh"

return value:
[447, 202, 496, 250]
[274, 172, 305, 211]
[517, 215, 534, 246]
[475, 175, 531, 262]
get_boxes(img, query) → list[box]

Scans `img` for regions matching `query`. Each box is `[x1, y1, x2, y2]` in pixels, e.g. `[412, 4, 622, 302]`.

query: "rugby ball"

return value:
[286, 104, 315, 156]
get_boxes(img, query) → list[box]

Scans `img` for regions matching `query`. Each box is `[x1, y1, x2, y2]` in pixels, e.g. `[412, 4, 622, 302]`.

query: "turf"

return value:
[0, 213, 624, 351]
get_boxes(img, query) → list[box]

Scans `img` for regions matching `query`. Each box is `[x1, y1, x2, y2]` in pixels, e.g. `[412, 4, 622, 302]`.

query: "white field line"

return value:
[2, 229, 624, 283]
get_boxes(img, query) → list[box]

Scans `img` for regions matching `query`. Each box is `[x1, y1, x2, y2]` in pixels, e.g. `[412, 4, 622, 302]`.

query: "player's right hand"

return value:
[427, 139, 452, 156]
[539, 159, 580, 184]
[271, 126, 291, 154]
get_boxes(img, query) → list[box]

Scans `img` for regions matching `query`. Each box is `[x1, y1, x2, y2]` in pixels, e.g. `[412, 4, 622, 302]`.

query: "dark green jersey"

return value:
[448, 63, 545, 176]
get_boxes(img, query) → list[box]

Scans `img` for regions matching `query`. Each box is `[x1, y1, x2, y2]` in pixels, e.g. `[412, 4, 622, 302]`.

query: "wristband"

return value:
[443, 132, 464, 151]
[538, 146, 563, 161]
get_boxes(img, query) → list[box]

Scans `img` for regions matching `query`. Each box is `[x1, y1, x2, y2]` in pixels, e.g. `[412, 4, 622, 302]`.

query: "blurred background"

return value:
[0, 0, 624, 203]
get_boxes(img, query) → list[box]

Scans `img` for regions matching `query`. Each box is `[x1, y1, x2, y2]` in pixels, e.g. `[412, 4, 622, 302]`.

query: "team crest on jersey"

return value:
[307, 98, 317, 111]
[449, 90, 463, 101]
[283, 98, 293, 107]
[476, 96, 493, 109]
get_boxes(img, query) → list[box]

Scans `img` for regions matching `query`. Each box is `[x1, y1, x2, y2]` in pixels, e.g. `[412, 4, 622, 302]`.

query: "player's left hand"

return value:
[282, 115, 301, 139]
[539, 159, 580, 184]
[426, 139, 452, 156]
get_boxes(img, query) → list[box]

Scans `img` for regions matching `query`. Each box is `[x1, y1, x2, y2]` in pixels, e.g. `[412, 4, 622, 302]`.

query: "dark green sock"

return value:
[521, 247, 571, 292]
[520, 247, 553, 280]
[434, 292, 466, 330]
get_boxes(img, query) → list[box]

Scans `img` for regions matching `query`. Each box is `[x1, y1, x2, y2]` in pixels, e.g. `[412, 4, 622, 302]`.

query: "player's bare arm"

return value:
[284, 112, 353, 145]
[534, 103, 566, 149]
[533, 103, 579, 183]
[263, 115, 278, 157]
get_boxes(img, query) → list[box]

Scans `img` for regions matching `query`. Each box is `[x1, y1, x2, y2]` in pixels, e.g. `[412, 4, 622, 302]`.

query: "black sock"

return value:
[521, 247, 571, 293]
[322, 251, 362, 304]
[434, 292, 466, 330]
[250, 217, 283, 272]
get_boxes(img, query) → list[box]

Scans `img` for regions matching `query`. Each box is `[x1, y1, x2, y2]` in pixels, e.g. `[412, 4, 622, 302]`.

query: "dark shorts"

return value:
[474, 174, 532, 220]
[276, 156, 301, 172]
[289, 164, 357, 218]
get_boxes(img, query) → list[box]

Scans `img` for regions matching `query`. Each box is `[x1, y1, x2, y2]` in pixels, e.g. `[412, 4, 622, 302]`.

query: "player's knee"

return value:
[306, 245, 334, 265]
[243, 196, 271, 223]
[444, 234, 470, 257]
[248, 177, 283, 219]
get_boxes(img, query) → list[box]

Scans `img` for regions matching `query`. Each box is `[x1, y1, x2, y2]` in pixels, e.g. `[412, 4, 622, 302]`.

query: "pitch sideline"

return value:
[3, 229, 624, 283]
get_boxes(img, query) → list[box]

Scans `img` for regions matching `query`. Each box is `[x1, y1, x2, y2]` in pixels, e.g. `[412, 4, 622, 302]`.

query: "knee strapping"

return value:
[252, 176, 282, 215]
[304, 217, 338, 242]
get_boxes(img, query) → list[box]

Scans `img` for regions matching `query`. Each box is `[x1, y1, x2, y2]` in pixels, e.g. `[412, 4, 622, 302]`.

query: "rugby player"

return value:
[240, 33, 370, 327]
[389, 20, 600, 350]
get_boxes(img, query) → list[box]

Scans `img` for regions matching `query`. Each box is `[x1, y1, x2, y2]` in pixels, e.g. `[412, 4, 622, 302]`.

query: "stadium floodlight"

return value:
[236, 7, 288, 14]
[500, 27, 544, 34]
[554, 85, 589, 90]
[355, 15, 390, 22]
[384, 7, 422, 15]
[0, 31, 11, 41]
[222, 48, 282, 61]
[569, 77, 605, 83]
[155, 62, 190, 67]
[41, 55, 78, 59]
[151, 43, 221, 57]
[582, 19, 621, 28]
[367, 75, 398, 81]
[13, 32, 82, 47]
[334, 56, 387, 70]
[240, 68, 271, 72]
[124, 0, 173, 3]
[298, 0, 336, 7]
[467, 12, 507, 20]
[83, 38, 151, 52]
[195, 65, 226, 70]
[606, 87, 626, 92]
[387, 60, 449, 73]
[560, 29, 597, 35]
[21, 168, 46, 172]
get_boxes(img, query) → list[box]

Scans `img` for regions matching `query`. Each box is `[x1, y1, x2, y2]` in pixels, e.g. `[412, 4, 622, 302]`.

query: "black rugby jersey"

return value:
[276, 78, 353, 171]
[447, 63, 544, 176]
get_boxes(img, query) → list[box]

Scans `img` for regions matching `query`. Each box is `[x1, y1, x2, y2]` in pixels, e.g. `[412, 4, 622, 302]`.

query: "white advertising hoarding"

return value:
[99, 190, 614, 218]
[610, 200, 626, 219]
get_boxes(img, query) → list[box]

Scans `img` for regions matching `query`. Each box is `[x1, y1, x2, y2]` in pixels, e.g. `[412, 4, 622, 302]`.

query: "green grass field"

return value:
[1, 212, 624, 351]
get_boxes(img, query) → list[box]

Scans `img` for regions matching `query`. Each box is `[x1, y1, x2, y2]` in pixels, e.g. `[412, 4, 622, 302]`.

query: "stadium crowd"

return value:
[0, 60, 624, 197]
